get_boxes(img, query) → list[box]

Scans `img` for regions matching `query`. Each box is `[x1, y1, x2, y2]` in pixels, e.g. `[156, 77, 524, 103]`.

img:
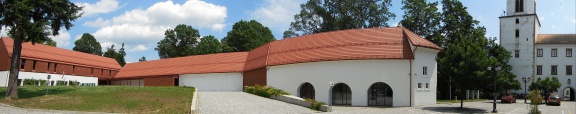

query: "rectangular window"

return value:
[552, 65, 557, 75]
[568, 65, 573, 75]
[515, 29, 520, 37]
[537, 65, 542, 75]
[515, 50, 520, 58]
[537, 49, 543, 57]
[47, 62, 51, 72]
[423, 66, 428, 75]
[53, 63, 58, 72]
[20, 59, 26, 69]
[515, 18, 519, 24]
[425, 83, 429, 89]
[552, 49, 557, 57]
[418, 83, 422, 88]
[91, 68, 94, 76]
[567, 49, 573, 57]
[515, 0, 524, 12]
[32, 60, 37, 71]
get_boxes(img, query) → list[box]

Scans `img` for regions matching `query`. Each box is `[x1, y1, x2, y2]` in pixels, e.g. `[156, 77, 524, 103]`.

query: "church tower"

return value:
[499, 0, 541, 92]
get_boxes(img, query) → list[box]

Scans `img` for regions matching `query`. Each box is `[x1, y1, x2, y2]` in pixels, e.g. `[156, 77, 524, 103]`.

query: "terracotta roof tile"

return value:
[116, 52, 248, 78]
[0, 37, 121, 70]
[536, 34, 576, 44]
[402, 28, 443, 50]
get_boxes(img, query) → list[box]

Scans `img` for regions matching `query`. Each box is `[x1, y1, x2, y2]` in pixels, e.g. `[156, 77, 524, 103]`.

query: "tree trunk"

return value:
[460, 89, 464, 108]
[5, 29, 22, 100]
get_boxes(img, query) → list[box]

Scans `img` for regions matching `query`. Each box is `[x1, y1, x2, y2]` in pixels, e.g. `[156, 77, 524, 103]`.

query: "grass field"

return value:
[0, 86, 194, 113]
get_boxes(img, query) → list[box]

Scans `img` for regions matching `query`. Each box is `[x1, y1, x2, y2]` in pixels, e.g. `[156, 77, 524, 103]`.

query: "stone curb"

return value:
[271, 94, 331, 112]
[190, 89, 198, 114]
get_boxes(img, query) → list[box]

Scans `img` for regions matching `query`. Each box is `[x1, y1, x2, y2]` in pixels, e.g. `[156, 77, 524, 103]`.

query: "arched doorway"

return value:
[332, 83, 352, 105]
[368, 82, 393, 106]
[299, 82, 315, 99]
[563, 87, 575, 101]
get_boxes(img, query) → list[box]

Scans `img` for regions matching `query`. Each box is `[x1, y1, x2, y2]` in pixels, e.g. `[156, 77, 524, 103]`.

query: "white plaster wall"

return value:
[0, 71, 98, 87]
[412, 47, 440, 106]
[500, 15, 537, 93]
[267, 60, 411, 107]
[535, 44, 576, 96]
[179, 72, 243, 91]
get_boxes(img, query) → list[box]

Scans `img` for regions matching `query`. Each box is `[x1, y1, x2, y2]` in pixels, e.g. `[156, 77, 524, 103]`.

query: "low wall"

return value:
[190, 89, 198, 114]
[271, 94, 331, 112]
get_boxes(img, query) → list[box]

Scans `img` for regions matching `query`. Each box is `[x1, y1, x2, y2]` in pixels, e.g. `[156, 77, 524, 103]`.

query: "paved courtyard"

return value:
[197, 92, 318, 114]
[328, 100, 576, 114]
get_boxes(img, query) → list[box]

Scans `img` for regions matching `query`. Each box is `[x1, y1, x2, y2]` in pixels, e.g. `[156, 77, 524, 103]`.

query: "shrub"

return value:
[244, 85, 290, 98]
[57, 80, 66, 86]
[305, 98, 326, 111]
[528, 90, 542, 114]
[68, 81, 79, 86]
[37, 80, 48, 86]
[23, 79, 38, 85]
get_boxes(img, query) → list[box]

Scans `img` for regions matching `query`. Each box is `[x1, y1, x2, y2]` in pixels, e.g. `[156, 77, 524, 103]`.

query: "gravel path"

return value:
[198, 92, 318, 114]
[0, 104, 110, 114]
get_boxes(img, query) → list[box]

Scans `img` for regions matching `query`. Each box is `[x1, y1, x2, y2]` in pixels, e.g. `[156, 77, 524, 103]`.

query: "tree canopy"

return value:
[0, 0, 82, 99]
[529, 77, 562, 96]
[400, 0, 443, 46]
[73, 33, 103, 55]
[103, 44, 126, 67]
[196, 35, 222, 55]
[155, 24, 200, 59]
[139, 56, 147, 62]
[284, 0, 395, 38]
[224, 20, 274, 52]
[43, 38, 57, 47]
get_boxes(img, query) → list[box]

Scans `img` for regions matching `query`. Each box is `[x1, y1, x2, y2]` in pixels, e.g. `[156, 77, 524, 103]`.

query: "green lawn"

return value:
[0, 86, 194, 113]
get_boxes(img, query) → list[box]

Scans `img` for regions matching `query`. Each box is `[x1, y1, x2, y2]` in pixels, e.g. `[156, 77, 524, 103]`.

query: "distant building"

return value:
[500, 0, 576, 100]
[114, 27, 442, 107]
[0, 37, 122, 86]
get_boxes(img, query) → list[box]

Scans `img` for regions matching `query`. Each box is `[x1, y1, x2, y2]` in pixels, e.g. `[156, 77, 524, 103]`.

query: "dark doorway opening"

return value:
[174, 77, 179, 86]
[332, 83, 352, 105]
[299, 82, 315, 99]
[368, 82, 393, 106]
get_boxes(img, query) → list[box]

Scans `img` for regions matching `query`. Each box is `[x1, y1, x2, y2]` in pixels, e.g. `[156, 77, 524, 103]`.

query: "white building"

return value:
[114, 27, 442, 107]
[500, 0, 576, 100]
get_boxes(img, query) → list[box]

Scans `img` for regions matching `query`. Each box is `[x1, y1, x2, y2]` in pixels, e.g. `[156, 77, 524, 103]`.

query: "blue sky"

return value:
[1, 0, 574, 62]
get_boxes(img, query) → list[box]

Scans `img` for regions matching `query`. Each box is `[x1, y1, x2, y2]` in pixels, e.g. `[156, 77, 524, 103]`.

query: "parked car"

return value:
[547, 94, 561, 106]
[501, 94, 516, 103]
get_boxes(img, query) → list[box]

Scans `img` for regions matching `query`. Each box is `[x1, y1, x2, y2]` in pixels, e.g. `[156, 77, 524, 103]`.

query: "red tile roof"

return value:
[116, 52, 248, 78]
[536, 34, 576, 44]
[117, 27, 441, 77]
[0, 37, 121, 70]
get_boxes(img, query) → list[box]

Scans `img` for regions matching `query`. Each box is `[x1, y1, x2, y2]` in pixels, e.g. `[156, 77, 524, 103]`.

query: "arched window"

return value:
[368, 82, 393, 106]
[332, 83, 352, 105]
[299, 82, 315, 99]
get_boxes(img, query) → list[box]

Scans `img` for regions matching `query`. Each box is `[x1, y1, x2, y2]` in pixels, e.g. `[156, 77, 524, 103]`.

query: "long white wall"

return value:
[179, 72, 243, 91]
[267, 59, 412, 107]
[535, 44, 576, 97]
[0, 71, 98, 87]
[412, 47, 439, 106]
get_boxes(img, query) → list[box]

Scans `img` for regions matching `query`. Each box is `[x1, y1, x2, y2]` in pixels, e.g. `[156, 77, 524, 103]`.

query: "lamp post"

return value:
[487, 66, 501, 113]
[522, 77, 531, 103]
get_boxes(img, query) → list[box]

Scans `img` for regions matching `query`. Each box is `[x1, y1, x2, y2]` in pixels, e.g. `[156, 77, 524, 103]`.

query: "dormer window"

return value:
[515, 0, 524, 12]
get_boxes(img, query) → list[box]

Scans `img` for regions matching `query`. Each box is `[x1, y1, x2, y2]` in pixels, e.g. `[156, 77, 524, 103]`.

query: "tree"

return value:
[529, 77, 562, 97]
[103, 44, 126, 67]
[119, 43, 126, 57]
[155, 24, 200, 59]
[43, 38, 57, 47]
[486, 37, 520, 93]
[400, 0, 443, 46]
[73, 33, 103, 55]
[285, 0, 396, 36]
[138, 56, 147, 62]
[0, 0, 82, 99]
[435, 0, 493, 108]
[224, 20, 274, 52]
[196, 35, 221, 55]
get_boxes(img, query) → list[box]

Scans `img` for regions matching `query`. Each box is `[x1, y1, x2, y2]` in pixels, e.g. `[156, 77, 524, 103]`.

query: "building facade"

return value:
[500, 0, 576, 100]
[0, 37, 122, 87]
[114, 27, 442, 107]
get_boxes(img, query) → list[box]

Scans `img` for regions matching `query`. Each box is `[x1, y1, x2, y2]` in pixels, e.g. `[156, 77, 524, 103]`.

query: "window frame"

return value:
[537, 65, 542, 75]
[567, 48, 573, 57]
[568, 65, 573, 75]
[515, 29, 520, 38]
[418, 83, 422, 89]
[537, 49, 543, 57]
[552, 65, 558, 75]
[515, 50, 520, 58]
[552, 49, 558, 57]
[423, 66, 428, 76]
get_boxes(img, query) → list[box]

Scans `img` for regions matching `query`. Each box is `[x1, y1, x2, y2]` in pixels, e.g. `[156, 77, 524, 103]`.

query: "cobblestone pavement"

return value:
[0, 104, 107, 114]
[197, 92, 318, 114]
[327, 100, 576, 114]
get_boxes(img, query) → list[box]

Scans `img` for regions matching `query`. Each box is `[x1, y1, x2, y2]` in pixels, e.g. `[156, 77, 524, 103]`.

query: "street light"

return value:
[522, 77, 531, 103]
[487, 66, 501, 113]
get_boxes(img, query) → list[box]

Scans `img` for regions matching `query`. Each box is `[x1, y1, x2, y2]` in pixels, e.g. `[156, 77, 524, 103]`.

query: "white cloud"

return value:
[76, 0, 120, 17]
[50, 29, 71, 47]
[83, 17, 112, 27]
[0, 27, 8, 37]
[573, 18, 575, 24]
[250, 0, 303, 31]
[540, 17, 545, 21]
[86, 0, 228, 52]
[129, 44, 148, 52]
